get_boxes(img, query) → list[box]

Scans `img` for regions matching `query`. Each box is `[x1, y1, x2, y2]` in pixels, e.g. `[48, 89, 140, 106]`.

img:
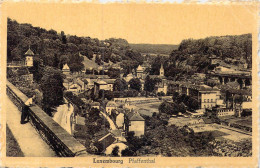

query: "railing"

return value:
[6, 81, 89, 157]
[7, 61, 24, 67]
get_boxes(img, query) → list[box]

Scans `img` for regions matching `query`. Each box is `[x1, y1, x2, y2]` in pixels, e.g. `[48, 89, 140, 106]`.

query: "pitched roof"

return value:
[90, 101, 100, 106]
[94, 129, 110, 140]
[127, 111, 144, 121]
[136, 65, 144, 71]
[24, 48, 35, 56]
[96, 75, 110, 79]
[62, 64, 70, 70]
[103, 79, 116, 84]
[95, 134, 116, 152]
[106, 101, 117, 107]
[95, 80, 107, 85]
[111, 130, 123, 137]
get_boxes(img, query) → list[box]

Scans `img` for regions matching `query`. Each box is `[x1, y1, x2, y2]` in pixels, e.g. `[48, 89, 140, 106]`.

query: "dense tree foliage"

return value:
[113, 79, 128, 91]
[129, 78, 142, 91]
[148, 34, 252, 80]
[129, 44, 178, 55]
[40, 66, 64, 116]
[144, 75, 162, 92]
[123, 114, 216, 156]
[7, 18, 144, 72]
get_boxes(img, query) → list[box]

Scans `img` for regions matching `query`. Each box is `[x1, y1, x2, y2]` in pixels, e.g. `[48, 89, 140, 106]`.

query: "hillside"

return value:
[148, 34, 252, 79]
[82, 56, 99, 69]
[130, 43, 178, 55]
[7, 18, 144, 73]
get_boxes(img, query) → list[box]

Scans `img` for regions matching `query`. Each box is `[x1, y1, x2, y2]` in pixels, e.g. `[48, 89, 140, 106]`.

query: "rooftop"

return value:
[106, 101, 117, 107]
[126, 111, 144, 121]
[24, 48, 35, 56]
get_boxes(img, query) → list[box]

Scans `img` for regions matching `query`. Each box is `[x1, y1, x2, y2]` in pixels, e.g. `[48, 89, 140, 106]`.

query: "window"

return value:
[204, 99, 206, 102]
[211, 99, 213, 102]
[207, 99, 209, 102]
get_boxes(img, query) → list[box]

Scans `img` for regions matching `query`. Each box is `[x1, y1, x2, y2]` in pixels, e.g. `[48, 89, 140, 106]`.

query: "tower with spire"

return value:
[160, 63, 164, 76]
[24, 46, 34, 67]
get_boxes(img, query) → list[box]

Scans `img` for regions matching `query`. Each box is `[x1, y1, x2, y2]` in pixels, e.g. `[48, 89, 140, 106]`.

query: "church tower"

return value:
[24, 46, 34, 67]
[160, 63, 164, 76]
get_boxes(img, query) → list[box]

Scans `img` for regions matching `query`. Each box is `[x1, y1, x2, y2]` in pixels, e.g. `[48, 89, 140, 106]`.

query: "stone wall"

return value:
[6, 81, 89, 157]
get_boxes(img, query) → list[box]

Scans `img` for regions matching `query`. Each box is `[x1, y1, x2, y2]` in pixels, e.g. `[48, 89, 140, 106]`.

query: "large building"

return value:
[169, 81, 224, 109]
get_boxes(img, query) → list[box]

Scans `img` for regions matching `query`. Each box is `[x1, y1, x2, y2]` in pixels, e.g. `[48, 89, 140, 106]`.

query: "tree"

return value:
[159, 101, 173, 115]
[144, 75, 155, 92]
[40, 66, 64, 116]
[111, 146, 119, 156]
[107, 68, 120, 78]
[129, 78, 141, 91]
[113, 79, 128, 91]
[32, 57, 44, 83]
[53, 53, 59, 68]
[61, 31, 67, 44]
[121, 148, 135, 156]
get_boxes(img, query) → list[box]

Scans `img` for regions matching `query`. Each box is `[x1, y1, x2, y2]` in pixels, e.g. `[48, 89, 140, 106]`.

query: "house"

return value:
[216, 108, 235, 117]
[62, 64, 70, 75]
[154, 80, 168, 95]
[94, 80, 108, 95]
[90, 101, 100, 109]
[124, 111, 145, 137]
[200, 87, 221, 109]
[174, 82, 223, 109]
[24, 47, 34, 67]
[106, 101, 118, 115]
[68, 83, 82, 93]
[103, 79, 116, 91]
[94, 130, 127, 156]
[136, 65, 145, 79]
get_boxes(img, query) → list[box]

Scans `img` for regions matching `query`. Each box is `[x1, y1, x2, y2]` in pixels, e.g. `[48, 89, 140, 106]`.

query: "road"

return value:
[53, 98, 74, 135]
[100, 111, 117, 130]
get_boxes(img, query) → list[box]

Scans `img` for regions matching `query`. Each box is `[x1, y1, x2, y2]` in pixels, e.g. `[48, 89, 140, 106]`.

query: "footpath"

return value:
[6, 97, 56, 157]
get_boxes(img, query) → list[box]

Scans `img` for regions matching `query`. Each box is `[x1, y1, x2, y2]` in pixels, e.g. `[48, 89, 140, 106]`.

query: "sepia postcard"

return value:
[0, 1, 259, 167]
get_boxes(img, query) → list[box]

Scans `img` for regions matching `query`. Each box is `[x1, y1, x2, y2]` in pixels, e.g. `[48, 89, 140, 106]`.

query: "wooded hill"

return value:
[7, 18, 144, 72]
[130, 43, 178, 55]
[150, 34, 252, 79]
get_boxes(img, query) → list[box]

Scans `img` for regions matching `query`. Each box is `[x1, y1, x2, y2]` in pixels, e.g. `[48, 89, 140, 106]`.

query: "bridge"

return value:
[6, 81, 90, 157]
[209, 71, 252, 88]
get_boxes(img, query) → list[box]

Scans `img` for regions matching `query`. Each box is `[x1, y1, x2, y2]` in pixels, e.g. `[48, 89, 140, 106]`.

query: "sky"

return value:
[5, 3, 257, 44]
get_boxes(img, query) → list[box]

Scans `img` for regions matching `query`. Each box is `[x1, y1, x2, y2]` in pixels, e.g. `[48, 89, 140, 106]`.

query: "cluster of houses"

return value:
[72, 98, 145, 155]
[62, 62, 168, 95]
[168, 79, 252, 118]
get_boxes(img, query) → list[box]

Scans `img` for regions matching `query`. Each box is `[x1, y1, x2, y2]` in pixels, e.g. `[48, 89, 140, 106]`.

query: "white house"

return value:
[124, 111, 145, 137]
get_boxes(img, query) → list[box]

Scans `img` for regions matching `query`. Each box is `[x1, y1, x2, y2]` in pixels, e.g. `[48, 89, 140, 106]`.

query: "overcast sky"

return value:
[5, 3, 257, 44]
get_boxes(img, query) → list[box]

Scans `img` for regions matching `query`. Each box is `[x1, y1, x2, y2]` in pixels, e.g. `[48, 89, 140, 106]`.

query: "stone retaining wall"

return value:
[6, 81, 89, 157]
